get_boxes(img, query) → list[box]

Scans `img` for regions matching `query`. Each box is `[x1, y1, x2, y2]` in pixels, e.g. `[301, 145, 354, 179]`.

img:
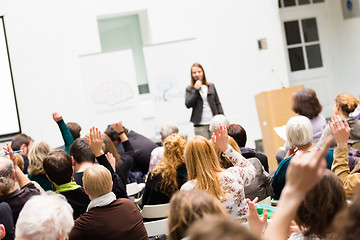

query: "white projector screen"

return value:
[0, 17, 21, 140]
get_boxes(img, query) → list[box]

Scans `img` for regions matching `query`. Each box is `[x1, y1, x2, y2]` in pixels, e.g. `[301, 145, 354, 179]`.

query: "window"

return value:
[279, 0, 324, 8]
[284, 18, 323, 72]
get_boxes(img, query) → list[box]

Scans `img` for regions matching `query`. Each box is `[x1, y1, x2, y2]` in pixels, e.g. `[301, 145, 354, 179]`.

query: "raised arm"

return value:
[52, 112, 74, 154]
[4, 144, 31, 188]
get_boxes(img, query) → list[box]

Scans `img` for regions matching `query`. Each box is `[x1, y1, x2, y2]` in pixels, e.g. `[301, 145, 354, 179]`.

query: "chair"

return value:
[141, 203, 169, 219]
[258, 196, 271, 206]
[144, 218, 169, 237]
[126, 182, 145, 208]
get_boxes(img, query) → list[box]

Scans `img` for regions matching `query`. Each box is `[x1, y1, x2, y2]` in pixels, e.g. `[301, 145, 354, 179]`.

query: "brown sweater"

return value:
[69, 198, 148, 240]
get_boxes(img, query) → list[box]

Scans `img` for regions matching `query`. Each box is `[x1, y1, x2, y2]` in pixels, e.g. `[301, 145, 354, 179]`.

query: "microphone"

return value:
[271, 69, 286, 89]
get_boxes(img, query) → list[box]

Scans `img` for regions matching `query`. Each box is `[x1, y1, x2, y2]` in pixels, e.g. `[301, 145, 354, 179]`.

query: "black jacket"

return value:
[185, 83, 223, 124]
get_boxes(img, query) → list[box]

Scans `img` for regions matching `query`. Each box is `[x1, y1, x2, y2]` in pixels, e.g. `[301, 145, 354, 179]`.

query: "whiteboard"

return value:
[0, 17, 21, 139]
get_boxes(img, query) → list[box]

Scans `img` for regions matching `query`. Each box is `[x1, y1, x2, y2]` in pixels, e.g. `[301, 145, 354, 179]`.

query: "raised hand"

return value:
[87, 127, 104, 157]
[52, 111, 63, 122]
[329, 114, 350, 149]
[105, 152, 116, 171]
[114, 121, 123, 134]
[247, 197, 268, 237]
[212, 124, 228, 152]
[3, 144, 16, 167]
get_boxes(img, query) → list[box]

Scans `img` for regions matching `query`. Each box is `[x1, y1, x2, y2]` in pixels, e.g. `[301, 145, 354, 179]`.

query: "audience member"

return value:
[143, 133, 187, 205]
[69, 165, 148, 240]
[52, 112, 74, 155]
[148, 122, 179, 173]
[272, 116, 334, 200]
[212, 136, 272, 201]
[0, 202, 14, 240]
[67, 122, 81, 140]
[27, 142, 55, 191]
[105, 123, 157, 178]
[228, 124, 269, 172]
[317, 93, 360, 148]
[0, 145, 40, 225]
[10, 134, 33, 174]
[209, 114, 230, 133]
[168, 190, 228, 240]
[15, 192, 74, 240]
[181, 125, 255, 221]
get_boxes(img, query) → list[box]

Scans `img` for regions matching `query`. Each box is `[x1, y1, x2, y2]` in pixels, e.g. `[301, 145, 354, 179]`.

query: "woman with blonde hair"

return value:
[142, 133, 187, 205]
[27, 142, 55, 191]
[181, 125, 255, 221]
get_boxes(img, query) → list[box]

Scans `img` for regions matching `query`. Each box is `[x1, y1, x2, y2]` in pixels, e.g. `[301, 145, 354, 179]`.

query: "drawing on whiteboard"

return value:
[92, 80, 134, 106]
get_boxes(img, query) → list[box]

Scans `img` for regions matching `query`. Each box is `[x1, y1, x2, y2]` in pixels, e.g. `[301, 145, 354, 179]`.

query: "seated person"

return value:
[10, 134, 33, 174]
[272, 116, 333, 200]
[0, 145, 40, 225]
[143, 133, 187, 205]
[148, 122, 179, 173]
[228, 124, 269, 172]
[209, 114, 230, 133]
[69, 165, 147, 240]
[15, 192, 74, 240]
[0, 202, 14, 240]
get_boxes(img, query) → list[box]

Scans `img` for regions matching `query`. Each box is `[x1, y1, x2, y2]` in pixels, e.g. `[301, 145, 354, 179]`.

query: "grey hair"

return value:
[0, 158, 15, 195]
[209, 114, 230, 132]
[286, 116, 313, 148]
[15, 192, 74, 240]
[160, 122, 179, 140]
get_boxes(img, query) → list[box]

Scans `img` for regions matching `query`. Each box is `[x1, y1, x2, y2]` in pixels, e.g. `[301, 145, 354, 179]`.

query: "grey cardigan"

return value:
[185, 83, 224, 124]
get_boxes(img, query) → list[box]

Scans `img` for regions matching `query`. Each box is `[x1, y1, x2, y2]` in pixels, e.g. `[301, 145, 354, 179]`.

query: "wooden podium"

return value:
[255, 85, 304, 171]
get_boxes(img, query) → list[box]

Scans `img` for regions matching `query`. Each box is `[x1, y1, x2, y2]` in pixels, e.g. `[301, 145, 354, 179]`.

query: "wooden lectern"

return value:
[255, 85, 304, 171]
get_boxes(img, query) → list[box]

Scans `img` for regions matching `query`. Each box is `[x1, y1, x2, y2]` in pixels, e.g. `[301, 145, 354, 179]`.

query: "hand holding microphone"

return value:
[194, 77, 202, 90]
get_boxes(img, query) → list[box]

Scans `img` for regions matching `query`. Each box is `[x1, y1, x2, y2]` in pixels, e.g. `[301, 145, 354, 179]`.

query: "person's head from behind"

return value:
[227, 124, 247, 148]
[82, 165, 112, 200]
[66, 122, 81, 140]
[160, 122, 179, 142]
[187, 215, 257, 240]
[184, 136, 224, 201]
[28, 142, 52, 176]
[286, 116, 313, 149]
[69, 138, 95, 166]
[292, 88, 322, 119]
[43, 150, 73, 186]
[151, 134, 186, 196]
[212, 136, 240, 169]
[104, 124, 128, 147]
[190, 63, 208, 86]
[15, 192, 74, 240]
[168, 190, 228, 240]
[101, 134, 120, 162]
[0, 158, 15, 195]
[209, 115, 230, 133]
[334, 93, 360, 117]
[295, 170, 346, 238]
[11, 134, 33, 156]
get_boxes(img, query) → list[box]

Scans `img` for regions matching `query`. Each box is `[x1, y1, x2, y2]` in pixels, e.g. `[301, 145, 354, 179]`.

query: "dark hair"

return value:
[335, 93, 360, 116]
[190, 63, 209, 87]
[292, 88, 322, 119]
[104, 124, 129, 142]
[295, 170, 346, 238]
[66, 122, 81, 140]
[11, 134, 33, 151]
[227, 124, 247, 147]
[70, 138, 95, 164]
[43, 150, 73, 185]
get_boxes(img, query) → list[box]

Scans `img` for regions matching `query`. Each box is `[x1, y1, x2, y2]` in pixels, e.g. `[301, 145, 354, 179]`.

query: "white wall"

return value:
[0, 0, 288, 148]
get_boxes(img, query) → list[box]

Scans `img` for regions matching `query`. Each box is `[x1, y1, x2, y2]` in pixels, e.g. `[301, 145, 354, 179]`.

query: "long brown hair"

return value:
[190, 63, 209, 87]
[101, 134, 120, 162]
[184, 136, 225, 201]
[151, 134, 186, 197]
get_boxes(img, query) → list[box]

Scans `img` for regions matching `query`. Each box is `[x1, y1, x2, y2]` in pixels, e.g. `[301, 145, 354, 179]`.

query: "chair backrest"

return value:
[141, 203, 169, 219]
[126, 182, 142, 196]
[144, 218, 169, 237]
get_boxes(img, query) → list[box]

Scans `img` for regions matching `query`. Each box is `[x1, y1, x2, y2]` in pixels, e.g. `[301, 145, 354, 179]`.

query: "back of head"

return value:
[66, 122, 81, 140]
[70, 138, 95, 164]
[102, 134, 120, 162]
[28, 142, 52, 176]
[295, 170, 346, 238]
[160, 122, 179, 140]
[0, 158, 15, 195]
[15, 192, 74, 240]
[335, 93, 360, 116]
[286, 116, 313, 148]
[292, 88, 322, 119]
[168, 190, 228, 240]
[187, 215, 257, 240]
[104, 124, 129, 142]
[209, 115, 230, 133]
[11, 133, 33, 151]
[83, 165, 112, 199]
[228, 124, 247, 147]
[43, 150, 73, 186]
[212, 136, 240, 168]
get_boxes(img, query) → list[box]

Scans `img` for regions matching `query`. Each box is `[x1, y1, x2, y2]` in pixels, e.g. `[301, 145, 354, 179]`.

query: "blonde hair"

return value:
[83, 165, 112, 199]
[28, 142, 52, 176]
[5, 153, 24, 171]
[335, 93, 360, 116]
[151, 134, 186, 197]
[168, 190, 228, 240]
[184, 136, 225, 201]
[212, 136, 241, 169]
